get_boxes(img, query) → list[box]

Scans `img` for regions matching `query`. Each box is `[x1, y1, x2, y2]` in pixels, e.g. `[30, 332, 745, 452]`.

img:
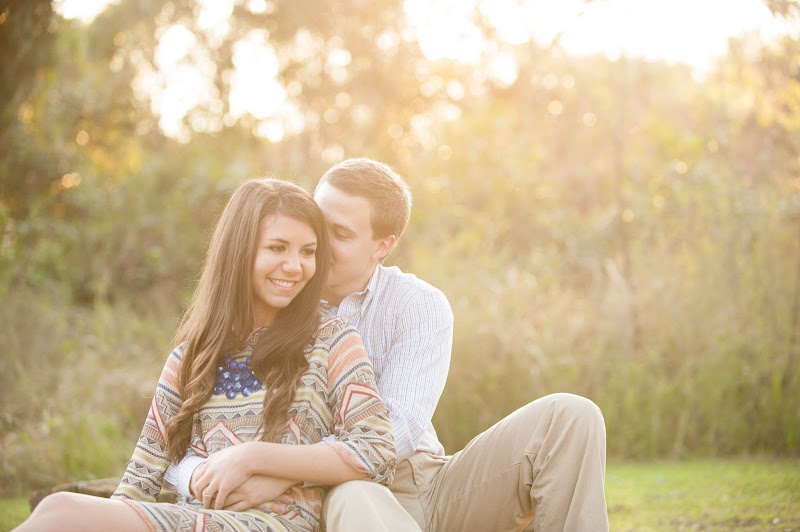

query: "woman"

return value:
[16, 178, 395, 532]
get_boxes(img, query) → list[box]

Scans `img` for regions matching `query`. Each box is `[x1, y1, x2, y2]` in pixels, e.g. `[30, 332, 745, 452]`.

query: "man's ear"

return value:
[372, 235, 398, 262]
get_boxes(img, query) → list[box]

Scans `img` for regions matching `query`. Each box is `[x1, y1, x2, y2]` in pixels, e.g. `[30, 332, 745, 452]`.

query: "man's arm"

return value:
[380, 289, 453, 461]
[164, 453, 204, 498]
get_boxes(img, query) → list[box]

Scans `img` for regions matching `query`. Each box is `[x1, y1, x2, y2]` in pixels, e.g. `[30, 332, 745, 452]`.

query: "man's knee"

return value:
[326, 480, 388, 508]
[542, 392, 605, 438]
[324, 480, 416, 532]
[324, 480, 394, 521]
[549, 392, 603, 418]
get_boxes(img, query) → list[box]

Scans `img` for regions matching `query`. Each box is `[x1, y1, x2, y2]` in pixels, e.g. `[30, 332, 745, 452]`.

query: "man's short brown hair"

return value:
[317, 158, 412, 240]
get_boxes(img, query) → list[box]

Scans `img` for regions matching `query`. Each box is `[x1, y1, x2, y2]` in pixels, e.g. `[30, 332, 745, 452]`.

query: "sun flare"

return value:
[55, 0, 796, 137]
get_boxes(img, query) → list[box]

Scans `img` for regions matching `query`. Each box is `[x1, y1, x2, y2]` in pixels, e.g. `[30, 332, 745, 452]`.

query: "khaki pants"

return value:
[323, 393, 609, 532]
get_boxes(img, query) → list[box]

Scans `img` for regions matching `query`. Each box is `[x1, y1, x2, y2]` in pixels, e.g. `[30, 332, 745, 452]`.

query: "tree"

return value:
[0, 0, 56, 219]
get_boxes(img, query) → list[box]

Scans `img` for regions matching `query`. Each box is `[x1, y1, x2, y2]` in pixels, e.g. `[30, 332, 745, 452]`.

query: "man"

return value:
[170, 158, 609, 531]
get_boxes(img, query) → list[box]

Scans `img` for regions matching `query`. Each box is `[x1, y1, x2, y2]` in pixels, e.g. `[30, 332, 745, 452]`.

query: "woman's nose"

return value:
[282, 254, 301, 272]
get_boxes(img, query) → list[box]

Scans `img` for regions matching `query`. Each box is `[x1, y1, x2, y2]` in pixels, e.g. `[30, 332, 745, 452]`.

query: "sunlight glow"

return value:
[229, 30, 286, 120]
[405, 0, 486, 62]
[138, 24, 221, 140]
[55, 0, 797, 138]
[245, 0, 272, 15]
[404, 0, 794, 75]
[155, 25, 196, 71]
[556, 0, 790, 73]
[196, 0, 234, 47]
[54, 0, 119, 23]
[487, 51, 519, 87]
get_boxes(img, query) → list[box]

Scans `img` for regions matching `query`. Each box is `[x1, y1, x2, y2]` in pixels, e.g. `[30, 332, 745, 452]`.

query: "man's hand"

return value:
[189, 442, 256, 509]
[223, 475, 297, 513]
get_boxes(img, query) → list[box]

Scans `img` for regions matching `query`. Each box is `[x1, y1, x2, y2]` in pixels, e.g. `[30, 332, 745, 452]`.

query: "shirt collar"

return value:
[361, 265, 383, 307]
[321, 265, 383, 312]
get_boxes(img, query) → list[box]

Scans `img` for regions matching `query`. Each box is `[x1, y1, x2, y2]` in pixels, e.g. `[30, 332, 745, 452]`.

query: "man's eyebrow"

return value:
[329, 222, 355, 235]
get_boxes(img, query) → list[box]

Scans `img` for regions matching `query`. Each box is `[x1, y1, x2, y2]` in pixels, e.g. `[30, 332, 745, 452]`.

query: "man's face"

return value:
[314, 181, 392, 302]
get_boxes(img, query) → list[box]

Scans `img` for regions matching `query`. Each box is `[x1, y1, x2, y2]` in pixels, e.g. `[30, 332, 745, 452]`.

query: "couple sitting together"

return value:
[17, 158, 609, 532]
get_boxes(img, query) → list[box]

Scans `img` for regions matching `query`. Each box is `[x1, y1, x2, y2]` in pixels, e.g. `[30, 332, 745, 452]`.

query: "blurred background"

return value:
[1, 0, 799, 499]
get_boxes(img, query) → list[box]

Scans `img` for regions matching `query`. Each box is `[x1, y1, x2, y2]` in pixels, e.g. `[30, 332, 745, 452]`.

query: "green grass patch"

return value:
[607, 459, 800, 531]
[0, 498, 29, 532]
[2, 459, 798, 531]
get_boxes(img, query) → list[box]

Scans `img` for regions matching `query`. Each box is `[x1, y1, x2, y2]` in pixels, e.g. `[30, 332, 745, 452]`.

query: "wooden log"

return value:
[29, 478, 178, 512]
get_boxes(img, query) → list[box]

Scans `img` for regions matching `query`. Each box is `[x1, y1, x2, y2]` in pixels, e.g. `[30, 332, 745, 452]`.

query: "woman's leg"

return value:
[14, 492, 149, 532]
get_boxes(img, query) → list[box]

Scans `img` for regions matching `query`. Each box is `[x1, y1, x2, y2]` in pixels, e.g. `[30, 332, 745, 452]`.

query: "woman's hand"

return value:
[222, 475, 297, 513]
[190, 442, 258, 509]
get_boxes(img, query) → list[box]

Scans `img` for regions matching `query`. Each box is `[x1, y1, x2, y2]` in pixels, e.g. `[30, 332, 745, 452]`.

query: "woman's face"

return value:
[251, 213, 318, 327]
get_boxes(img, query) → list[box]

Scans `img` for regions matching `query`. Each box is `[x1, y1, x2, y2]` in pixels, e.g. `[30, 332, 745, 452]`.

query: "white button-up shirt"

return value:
[323, 264, 453, 461]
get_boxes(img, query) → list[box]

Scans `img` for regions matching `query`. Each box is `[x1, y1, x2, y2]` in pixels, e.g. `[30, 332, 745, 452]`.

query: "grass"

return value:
[2, 459, 798, 531]
[606, 459, 800, 531]
[0, 499, 28, 532]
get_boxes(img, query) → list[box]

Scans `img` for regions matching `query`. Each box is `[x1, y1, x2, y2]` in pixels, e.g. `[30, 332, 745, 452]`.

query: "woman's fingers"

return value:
[201, 489, 214, 509]
[213, 485, 231, 511]
[221, 492, 243, 511]
[199, 490, 214, 508]
[258, 502, 290, 515]
[225, 500, 251, 513]
[201, 481, 219, 509]
[276, 494, 294, 505]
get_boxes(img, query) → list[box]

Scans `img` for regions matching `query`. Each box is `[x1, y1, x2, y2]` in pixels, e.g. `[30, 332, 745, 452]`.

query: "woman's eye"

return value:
[302, 248, 316, 256]
[268, 245, 285, 252]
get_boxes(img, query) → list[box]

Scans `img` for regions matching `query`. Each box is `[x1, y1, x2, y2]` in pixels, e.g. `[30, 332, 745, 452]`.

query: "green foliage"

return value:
[3, 413, 131, 493]
[0, 0, 57, 220]
[0, 288, 174, 496]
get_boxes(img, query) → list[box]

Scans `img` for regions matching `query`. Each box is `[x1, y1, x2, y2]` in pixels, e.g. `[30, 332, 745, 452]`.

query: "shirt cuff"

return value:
[176, 455, 205, 498]
[318, 434, 336, 445]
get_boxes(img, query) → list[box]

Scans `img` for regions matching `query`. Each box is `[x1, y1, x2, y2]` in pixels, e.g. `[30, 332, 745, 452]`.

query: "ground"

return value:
[1, 459, 798, 531]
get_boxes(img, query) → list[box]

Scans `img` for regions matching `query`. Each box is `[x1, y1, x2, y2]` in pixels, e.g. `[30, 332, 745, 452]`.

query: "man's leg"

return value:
[421, 393, 608, 532]
[323, 464, 422, 532]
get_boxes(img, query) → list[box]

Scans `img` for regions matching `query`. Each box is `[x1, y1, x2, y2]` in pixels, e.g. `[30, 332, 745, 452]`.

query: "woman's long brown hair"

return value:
[164, 178, 330, 462]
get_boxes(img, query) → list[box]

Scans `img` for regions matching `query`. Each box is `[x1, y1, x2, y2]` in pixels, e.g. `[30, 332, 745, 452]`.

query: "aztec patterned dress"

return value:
[111, 316, 396, 532]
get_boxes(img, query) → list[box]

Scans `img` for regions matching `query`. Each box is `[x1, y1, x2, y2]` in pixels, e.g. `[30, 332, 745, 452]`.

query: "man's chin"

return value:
[322, 280, 346, 300]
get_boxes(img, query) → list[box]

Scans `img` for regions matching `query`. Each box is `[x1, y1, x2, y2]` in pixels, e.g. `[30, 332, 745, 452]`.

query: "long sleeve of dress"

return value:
[322, 318, 396, 485]
[111, 346, 185, 502]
